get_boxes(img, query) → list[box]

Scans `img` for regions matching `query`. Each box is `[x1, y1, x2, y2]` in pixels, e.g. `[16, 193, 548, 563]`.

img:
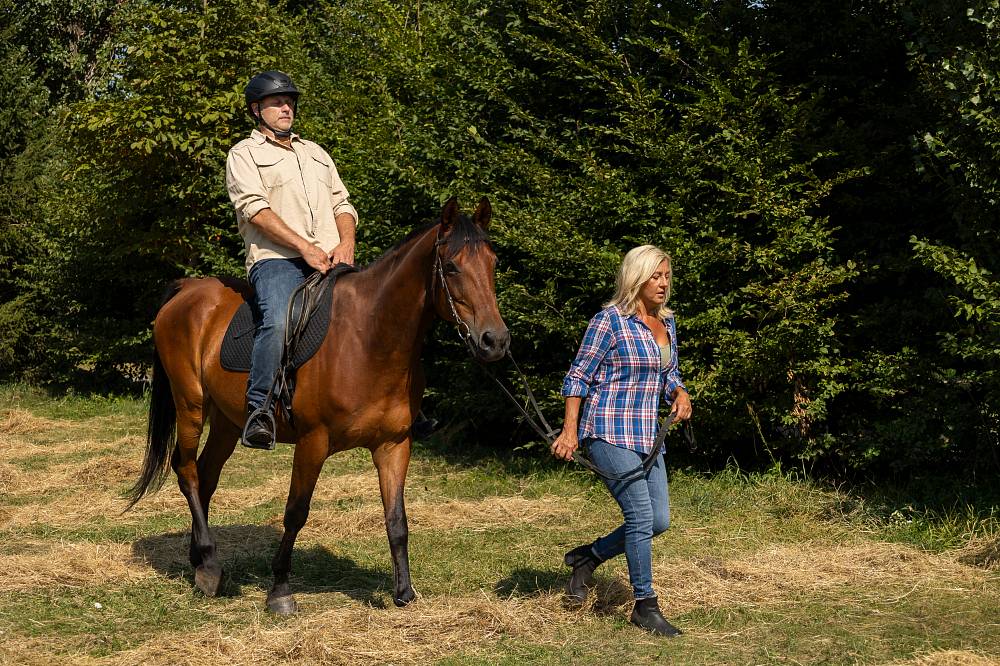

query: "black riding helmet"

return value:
[244, 70, 300, 138]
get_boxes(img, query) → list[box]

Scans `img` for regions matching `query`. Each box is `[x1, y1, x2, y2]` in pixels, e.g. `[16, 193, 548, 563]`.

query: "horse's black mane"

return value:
[360, 212, 492, 272]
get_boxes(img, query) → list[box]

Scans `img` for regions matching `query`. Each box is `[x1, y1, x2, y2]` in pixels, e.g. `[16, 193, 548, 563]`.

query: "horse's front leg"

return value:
[372, 438, 415, 606]
[267, 430, 328, 615]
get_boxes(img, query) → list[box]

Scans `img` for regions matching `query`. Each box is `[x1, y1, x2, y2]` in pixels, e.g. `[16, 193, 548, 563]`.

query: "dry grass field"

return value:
[1, 386, 998, 665]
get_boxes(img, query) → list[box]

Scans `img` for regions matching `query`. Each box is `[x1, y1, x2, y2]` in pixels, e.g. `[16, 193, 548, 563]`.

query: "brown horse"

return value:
[128, 197, 509, 614]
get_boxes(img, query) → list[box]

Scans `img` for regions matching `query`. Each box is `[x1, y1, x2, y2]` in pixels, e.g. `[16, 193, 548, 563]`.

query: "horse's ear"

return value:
[473, 196, 492, 230]
[441, 196, 459, 232]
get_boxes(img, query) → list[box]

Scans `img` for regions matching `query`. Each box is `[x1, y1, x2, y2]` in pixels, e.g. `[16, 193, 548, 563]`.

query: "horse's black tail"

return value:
[125, 282, 182, 511]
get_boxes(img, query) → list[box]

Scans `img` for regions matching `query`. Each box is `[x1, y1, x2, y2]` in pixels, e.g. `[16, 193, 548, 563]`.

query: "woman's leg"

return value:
[588, 440, 668, 600]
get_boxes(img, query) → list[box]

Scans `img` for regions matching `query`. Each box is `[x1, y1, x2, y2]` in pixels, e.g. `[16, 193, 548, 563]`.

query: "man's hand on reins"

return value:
[330, 238, 355, 266]
[301, 244, 332, 273]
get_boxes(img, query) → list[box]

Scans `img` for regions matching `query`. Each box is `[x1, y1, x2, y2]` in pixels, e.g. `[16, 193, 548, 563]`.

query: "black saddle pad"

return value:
[219, 264, 353, 373]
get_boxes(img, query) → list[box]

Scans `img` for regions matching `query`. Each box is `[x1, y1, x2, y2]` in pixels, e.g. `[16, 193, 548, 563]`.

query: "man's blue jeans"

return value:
[587, 438, 671, 600]
[246, 258, 314, 411]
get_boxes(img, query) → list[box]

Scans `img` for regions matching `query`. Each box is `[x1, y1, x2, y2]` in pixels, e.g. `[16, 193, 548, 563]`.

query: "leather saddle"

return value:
[220, 263, 356, 373]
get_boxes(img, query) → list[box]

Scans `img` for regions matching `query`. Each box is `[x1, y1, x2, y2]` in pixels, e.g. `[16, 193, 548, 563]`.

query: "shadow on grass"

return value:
[494, 567, 562, 598]
[494, 567, 632, 615]
[132, 524, 392, 607]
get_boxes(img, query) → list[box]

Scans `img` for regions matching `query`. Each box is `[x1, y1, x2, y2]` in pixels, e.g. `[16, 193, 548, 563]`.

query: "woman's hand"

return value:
[670, 388, 692, 421]
[550, 427, 579, 461]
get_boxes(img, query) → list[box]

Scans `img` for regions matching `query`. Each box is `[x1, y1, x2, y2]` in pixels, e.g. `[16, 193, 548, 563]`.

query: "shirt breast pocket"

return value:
[310, 155, 332, 210]
[312, 155, 332, 185]
[252, 153, 294, 191]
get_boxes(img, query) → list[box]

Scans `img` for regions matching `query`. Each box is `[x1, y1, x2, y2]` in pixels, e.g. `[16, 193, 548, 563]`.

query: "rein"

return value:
[433, 234, 694, 483]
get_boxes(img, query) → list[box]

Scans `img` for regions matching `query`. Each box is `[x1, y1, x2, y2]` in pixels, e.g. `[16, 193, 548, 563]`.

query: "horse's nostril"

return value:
[481, 331, 496, 350]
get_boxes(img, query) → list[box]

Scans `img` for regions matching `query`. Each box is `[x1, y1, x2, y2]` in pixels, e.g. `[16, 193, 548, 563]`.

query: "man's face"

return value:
[255, 94, 296, 133]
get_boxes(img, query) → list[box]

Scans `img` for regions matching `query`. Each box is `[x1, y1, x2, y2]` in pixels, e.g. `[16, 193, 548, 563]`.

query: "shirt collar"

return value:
[250, 128, 301, 146]
[621, 307, 668, 326]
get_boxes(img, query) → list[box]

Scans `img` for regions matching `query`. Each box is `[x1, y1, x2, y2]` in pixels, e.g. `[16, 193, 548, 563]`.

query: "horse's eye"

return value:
[444, 262, 460, 276]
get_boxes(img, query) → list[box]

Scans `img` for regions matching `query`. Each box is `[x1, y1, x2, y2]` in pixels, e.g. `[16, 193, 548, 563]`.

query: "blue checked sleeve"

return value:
[662, 316, 686, 402]
[562, 310, 615, 398]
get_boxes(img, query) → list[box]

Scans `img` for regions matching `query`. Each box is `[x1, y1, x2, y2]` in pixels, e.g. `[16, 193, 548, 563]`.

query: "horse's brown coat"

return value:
[131, 198, 509, 612]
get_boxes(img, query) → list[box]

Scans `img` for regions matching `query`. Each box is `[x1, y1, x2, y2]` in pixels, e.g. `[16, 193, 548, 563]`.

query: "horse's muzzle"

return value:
[476, 327, 510, 362]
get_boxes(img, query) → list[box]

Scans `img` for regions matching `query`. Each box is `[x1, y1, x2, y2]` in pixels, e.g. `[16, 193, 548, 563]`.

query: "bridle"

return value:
[433, 233, 476, 356]
[431, 227, 695, 482]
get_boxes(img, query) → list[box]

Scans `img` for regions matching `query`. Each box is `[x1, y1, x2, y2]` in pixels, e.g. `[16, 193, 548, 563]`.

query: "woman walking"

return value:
[551, 245, 692, 637]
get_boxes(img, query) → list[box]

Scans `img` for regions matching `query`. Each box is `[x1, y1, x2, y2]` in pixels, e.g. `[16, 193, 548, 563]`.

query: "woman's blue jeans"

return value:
[587, 438, 671, 600]
[246, 257, 314, 410]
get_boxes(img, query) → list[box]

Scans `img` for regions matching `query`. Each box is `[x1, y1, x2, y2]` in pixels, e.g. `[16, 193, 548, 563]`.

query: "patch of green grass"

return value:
[0, 383, 148, 422]
[0, 579, 217, 657]
[18, 513, 193, 544]
[10, 444, 121, 472]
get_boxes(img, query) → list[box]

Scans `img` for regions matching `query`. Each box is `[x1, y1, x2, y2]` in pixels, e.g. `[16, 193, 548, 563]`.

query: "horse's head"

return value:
[433, 197, 510, 362]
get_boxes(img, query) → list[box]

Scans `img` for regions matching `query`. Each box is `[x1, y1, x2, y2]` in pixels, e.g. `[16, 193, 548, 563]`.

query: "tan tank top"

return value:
[659, 343, 672, 369]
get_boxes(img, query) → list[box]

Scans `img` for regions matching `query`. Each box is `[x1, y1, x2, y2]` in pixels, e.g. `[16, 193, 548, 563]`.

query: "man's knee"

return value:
[257, 310, 289, 337]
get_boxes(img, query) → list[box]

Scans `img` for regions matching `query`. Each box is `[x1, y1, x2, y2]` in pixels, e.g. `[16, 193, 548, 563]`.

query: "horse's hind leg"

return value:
[170, 397, 223, 597]
[267, 429, 328, 615]
[186, 405, 239, 578]
[372, 438, 416, 606]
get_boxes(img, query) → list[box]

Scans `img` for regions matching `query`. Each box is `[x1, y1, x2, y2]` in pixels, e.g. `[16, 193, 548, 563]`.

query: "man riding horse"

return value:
[225, 70, 358, 449]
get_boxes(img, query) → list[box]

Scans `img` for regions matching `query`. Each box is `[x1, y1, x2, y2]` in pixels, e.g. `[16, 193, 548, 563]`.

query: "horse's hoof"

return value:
[267, 593, 298, 615]
[194, 564, 223, 597]
[394, 586, 416, 607]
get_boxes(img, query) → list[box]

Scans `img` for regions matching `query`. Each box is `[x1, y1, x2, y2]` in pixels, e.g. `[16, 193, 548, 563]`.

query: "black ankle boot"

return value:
[630, 596, 682, 637]
[563, 544, 601, 606]
[242, 406, 275, 450]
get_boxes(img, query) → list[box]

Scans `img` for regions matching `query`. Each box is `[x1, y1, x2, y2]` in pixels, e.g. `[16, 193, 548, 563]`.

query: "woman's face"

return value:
[639, 260, 670, 310]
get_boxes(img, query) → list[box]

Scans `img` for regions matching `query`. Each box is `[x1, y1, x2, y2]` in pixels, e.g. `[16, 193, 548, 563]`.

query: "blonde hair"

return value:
[605, 245, 672, 318]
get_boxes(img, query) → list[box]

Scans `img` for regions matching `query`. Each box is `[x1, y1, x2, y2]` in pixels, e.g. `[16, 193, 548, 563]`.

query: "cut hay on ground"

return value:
[101, 594, 568, 666]
[661, 542, 991, 614]
[3, 393, 999, 665]
[958, 537, 1000, 570]
[0, 408, 60, 436]
[889, 650, 1000, 666]
[304, 495, 579, 537]
[0, 542, 155, 593]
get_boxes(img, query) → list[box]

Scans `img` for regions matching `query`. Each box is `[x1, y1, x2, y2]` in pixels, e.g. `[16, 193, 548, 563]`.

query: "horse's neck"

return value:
[351, 227, 438, 360]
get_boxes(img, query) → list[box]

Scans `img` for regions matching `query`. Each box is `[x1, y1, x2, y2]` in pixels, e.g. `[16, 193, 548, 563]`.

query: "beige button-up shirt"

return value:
[226, 129, 359, 272]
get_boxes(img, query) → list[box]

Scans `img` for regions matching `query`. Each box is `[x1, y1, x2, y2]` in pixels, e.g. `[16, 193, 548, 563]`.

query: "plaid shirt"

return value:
[561, 305, 685, 453]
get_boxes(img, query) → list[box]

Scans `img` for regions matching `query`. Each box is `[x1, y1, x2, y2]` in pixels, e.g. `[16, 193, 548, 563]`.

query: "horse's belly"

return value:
[329, 403, 413, 451]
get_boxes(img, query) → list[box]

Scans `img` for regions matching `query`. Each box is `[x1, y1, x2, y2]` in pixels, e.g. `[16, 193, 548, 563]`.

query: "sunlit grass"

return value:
[1, 386, 998, 665]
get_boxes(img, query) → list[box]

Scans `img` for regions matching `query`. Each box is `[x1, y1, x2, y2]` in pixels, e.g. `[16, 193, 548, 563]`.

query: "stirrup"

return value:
[241, 407, 276, 451]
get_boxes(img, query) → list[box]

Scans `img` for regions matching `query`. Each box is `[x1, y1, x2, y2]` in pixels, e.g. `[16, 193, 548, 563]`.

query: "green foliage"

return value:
[297, 1, 858, 465]
[70, 0, 306, 275]
[898, 0, 1000, 469]
[0, 0, 996, 475]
